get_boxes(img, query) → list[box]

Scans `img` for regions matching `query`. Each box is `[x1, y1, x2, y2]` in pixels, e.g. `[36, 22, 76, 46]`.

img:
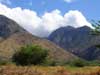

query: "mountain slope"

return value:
[0, 32, 78, 62]
[48, 26, 100, 60]
[0, 15, 78, 62]
[0, 15, 25, 38]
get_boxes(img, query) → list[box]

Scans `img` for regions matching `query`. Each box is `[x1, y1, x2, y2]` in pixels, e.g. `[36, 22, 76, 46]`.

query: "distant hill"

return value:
[0, 15, 77, 62]
[48, 26, 100, 60]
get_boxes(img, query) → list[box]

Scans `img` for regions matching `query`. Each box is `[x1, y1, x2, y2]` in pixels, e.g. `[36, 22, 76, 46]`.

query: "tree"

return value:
[12, 45, 48, 66]
[91, 20, 100, 35]
[91, 21, 100, 48]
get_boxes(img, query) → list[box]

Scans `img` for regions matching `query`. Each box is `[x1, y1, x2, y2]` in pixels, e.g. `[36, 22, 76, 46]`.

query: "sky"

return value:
[0, 0, 99, 37]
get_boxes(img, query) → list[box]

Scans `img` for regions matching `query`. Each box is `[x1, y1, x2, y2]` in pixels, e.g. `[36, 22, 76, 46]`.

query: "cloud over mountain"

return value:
[0, 3, 92, 37]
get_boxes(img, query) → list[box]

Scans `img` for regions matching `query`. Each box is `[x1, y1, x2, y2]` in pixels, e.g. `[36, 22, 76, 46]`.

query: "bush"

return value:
[87, 60, 100, 66]
[12, 45, 48, 66]
[0, 60, 8, 65]
[69, 59, 88, 67]
[73, 60, 85, 67]
[41, 59, 57, 66]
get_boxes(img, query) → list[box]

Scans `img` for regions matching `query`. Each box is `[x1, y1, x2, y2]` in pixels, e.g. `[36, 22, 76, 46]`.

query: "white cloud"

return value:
[64, 0, 75, 3]
[41, 10, 64, 32]
[63, 10, 92, 28]
[0, 3, 93, 37]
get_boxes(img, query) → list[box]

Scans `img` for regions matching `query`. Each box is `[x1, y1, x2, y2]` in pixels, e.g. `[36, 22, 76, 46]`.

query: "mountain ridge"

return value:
[0, 15, 26, 38]
[48, 26, 100, 60]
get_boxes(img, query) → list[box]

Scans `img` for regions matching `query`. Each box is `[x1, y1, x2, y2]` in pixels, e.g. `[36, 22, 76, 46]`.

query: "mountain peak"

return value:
[0, 15, 6, 18]
[78, 26, 91, 30]
[56, 26, 75, 32]
[0, 15, 26, 38]
[65, 26, 75, 30]
[60, 26, 75, 29]
[48, 25, 100, 61]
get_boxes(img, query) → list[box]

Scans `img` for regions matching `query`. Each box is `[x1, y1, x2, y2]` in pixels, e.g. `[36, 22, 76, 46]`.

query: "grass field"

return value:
[0, 65, 100, 75]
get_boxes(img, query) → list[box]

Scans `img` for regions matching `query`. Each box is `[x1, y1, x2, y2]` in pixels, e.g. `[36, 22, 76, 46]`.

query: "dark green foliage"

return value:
[72, 60, 87, 67]
[91, 21, 100, 48]
[87, 60, 100, 66]
[67, 59, 89, 67]
[41, 59, 57, 66]
[91, 20, 100, 35]
[0, 61, 7, 65]
[65, 59, 100, 67]
[12, 45, 48, 66]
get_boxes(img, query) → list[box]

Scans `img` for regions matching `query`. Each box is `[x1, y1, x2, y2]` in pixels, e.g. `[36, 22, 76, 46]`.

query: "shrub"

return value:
[0, 60, 8, 65]
[88, 60, 100, 66]
[69, 59, 88, 67]
[73, 60, 85, 67]
[12, 45, 48, 66]
[42, 59, 57, 66]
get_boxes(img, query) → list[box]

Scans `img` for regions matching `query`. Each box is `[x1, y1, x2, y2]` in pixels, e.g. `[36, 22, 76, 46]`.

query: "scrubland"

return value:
[0, 65, 100, 75]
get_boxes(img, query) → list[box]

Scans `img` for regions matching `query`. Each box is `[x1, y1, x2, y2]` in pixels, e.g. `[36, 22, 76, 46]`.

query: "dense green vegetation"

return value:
[65, 59, 100, 67]
[12, 45, 48, 66]
[91, 20, 100, 35]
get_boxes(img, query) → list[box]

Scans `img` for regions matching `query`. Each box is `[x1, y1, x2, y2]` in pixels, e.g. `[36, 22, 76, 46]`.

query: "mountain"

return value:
[0, 15, 25, 38]
[0, 15, 78, 62]
[48, 26, 100, 60]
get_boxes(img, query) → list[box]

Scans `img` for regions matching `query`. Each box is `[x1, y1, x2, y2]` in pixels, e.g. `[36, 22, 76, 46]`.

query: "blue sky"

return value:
[0, 0, 99, 37]
[3, 0, 100, 20]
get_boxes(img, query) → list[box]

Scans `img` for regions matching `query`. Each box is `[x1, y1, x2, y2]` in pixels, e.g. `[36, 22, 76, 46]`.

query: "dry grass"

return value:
[0, 65, 68, 75]
[69, 66, 100, 75]
[0, 65, 100, 75]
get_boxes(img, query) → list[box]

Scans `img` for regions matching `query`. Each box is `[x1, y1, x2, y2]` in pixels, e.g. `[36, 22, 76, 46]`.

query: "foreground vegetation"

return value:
[0, 64, 100, 75]
[0, 43, 100, 75]
[0, 44, 100, 75]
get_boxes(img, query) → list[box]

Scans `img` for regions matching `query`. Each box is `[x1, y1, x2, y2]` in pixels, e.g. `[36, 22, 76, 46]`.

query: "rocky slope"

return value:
[0, 15, 25, 38]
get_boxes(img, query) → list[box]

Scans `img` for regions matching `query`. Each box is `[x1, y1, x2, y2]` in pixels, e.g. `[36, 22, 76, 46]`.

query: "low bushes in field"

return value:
[65, 59, 100, 67]
[11, 44, 100, 67]
[12, 44, 68, 66]
[0, 60, 8, 65]
[65, 59, 90, 67]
